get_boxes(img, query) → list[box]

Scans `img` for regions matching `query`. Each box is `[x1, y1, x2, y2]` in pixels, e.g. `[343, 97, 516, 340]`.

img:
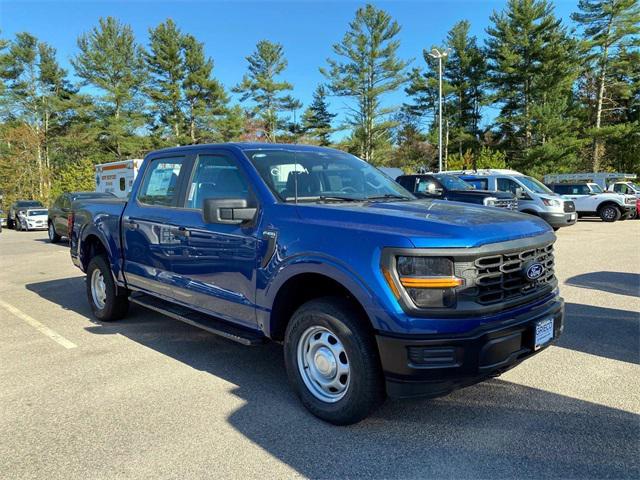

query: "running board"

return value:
[129, 293, 266, 346]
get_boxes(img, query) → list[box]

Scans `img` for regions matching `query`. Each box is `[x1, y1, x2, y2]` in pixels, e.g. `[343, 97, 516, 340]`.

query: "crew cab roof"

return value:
[151, 142, 336, 156]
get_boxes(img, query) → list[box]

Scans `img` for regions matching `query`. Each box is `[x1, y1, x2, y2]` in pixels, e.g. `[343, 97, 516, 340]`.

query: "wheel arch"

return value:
[264, 263, 377, 342]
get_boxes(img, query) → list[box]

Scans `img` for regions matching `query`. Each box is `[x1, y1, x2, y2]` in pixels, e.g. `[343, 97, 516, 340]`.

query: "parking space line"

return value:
[0, 299, 77, 349]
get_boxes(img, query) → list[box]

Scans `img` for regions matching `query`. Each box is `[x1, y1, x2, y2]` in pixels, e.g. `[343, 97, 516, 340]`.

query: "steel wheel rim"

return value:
[90, 269, 107, 310]
[297, 325, 350, 403]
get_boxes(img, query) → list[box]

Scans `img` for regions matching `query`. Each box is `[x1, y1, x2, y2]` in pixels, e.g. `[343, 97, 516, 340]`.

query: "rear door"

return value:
[122, 154, 191, 300]
[55, 194, 71, 236]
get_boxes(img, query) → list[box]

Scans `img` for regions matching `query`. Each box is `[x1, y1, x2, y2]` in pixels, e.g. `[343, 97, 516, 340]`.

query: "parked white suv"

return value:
[548, 183, 636, 222]
[447, 169, 577, 230]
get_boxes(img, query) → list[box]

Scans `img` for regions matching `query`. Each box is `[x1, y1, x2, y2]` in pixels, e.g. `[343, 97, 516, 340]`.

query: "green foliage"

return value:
[486, 0, 581, 172]
[302, 85, 336, 146]
[447, 147, 507, 170]
[72, 16, 147, 158]
[572, 0, 640, 170]
[322, 4, 409, 164]
[233, 40, 296, 142]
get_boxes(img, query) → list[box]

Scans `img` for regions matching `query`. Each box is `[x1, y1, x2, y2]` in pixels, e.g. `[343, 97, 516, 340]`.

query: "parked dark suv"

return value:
[396, 173, 518, 210]
[48, 192, 115, 242]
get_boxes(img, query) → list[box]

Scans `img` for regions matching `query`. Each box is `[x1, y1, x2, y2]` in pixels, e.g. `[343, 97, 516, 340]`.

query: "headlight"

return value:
[541, 198, 561, 207]
[385, 256, 462, 308]
[483, 197, 498, 207]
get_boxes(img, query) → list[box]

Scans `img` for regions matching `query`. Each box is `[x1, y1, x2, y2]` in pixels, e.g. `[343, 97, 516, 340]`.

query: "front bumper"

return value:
[539, 211, 576, 228]
[376, 298, 564, 398]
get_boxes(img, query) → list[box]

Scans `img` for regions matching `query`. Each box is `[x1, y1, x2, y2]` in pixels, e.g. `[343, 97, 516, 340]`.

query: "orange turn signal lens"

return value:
[399, 277, 463, 288]
[382, 267, 401, 299]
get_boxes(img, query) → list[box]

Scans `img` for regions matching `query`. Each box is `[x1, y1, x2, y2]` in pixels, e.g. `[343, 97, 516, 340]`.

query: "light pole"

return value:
[428, 48, 448, 172]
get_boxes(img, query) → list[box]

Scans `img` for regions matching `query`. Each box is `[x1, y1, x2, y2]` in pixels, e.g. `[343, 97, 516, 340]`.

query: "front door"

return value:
[496, 177, 535, 211]
[166, 150, 259, 329]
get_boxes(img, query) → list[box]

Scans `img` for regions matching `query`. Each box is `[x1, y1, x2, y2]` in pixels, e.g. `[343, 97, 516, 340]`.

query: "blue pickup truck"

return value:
[70, 143, 563, 424]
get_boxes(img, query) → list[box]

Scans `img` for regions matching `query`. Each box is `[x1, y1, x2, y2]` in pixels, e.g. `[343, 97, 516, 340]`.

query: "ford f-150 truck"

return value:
[70, 143, 564, 425]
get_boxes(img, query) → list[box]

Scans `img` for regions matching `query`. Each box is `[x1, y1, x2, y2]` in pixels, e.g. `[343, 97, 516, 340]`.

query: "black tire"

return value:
[284, 297, 384, 425]
[15, 217, 21, 231]
[6, 217, 12, 229]
[85, 254, 129, 321]
[598, 204, 621, 222]
[48, 222, 61, 243]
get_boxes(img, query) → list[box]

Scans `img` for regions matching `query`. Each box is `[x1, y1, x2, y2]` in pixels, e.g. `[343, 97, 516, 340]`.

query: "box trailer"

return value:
[95, 159, 142, 198]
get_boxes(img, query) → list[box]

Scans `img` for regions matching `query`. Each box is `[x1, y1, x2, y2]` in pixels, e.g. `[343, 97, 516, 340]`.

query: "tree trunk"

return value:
[593, 50, 608, 172]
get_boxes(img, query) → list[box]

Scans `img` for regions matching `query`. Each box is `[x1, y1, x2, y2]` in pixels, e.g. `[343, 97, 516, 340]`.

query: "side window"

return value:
[463, 178, 488, 190]
[186, 154, 249, 210]
[553, 185, 567, 195]
[577, 185, 590, 195]
[61, 196, 71, 210]
[496, 178, 519, 195]
[119, 177, 126, 192]
[137, 157, 184, 206]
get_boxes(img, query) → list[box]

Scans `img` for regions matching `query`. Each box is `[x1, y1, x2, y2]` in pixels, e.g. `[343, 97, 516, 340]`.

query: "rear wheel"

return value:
[86, 254, 129, 321]
[15, 217, 21, 231]
[598, 204, 621, 222]
[48, 222, 61, 243]
[284, 297, 384, 425]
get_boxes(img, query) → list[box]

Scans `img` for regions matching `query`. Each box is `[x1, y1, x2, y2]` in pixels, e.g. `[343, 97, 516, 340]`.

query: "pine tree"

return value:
[233, 40, 296, 142]
[486, 0, 580, 172]
[302, 85, 336, 146]
[144, 19, 185, 143]
[445, 21, 487, 154]
[572, 0, 640, 171]
[72, 17, 146, 159]
[181, 33, 228, 144]
[0, 33, 72, 201]
[322, 4, 409, 164]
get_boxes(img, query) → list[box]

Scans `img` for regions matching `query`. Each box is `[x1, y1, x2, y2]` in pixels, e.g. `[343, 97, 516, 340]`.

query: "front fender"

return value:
[256, 253, 385, 335]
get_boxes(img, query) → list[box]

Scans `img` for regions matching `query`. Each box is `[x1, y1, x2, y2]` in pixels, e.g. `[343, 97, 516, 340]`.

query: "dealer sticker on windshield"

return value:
[534, 317, 554, 350]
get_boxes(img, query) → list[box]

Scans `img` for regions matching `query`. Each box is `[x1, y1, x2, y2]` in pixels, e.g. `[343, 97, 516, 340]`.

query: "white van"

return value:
[95, 159, 142, 199]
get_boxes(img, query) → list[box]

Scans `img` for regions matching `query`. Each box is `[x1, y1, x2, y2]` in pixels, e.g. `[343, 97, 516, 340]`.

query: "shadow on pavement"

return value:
[565, 271, 640, 298]
[25, 277, 640, 478]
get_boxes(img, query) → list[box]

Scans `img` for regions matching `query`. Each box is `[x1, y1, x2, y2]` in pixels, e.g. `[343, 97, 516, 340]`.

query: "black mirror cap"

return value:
[203, 197, 257, 225]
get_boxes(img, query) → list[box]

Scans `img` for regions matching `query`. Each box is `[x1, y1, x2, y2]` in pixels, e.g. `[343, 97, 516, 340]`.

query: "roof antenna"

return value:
[294, 151, 298, 204]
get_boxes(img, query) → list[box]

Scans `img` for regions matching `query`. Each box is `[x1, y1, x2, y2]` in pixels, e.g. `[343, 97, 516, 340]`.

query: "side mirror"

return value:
[515, 187, 529, 200]
[203, 198, 257, 225]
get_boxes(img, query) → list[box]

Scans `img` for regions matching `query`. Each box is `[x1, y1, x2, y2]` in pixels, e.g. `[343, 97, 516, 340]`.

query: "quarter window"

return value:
[138, 157, 184, 206]
[186, 154, 249, 209]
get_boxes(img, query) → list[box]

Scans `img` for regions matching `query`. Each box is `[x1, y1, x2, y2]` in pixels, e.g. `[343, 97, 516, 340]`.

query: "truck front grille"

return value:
[492, 199, 518, 210]
[457, 243, 556, 306]
[563, 201, 575, 212]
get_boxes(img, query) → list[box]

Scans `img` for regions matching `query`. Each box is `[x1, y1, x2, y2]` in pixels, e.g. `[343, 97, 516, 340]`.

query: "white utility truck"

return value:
[95, 159, 143, 199]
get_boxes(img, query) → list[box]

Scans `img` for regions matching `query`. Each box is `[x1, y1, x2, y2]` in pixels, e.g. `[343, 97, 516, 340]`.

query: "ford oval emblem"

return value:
[525, 262, 545, 281]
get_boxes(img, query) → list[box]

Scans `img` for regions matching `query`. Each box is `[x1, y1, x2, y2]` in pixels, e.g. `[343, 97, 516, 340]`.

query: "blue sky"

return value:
[1, 0, 581, 133]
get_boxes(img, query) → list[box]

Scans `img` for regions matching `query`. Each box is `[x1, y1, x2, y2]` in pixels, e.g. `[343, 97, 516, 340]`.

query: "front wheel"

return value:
[86, 255, 129, 321]
[284, 297, 384, 425]
[598, 205, 621, 222]
[48, 222, 61, 243]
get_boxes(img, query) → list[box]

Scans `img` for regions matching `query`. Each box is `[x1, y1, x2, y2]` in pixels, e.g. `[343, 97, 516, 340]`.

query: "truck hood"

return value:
[295, 199, 551, 248]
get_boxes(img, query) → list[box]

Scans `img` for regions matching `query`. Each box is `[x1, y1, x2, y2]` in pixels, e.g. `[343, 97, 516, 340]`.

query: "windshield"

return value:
[433, 174, 473, 191]
[518, 176, 553, 194]
[28, 209, 47, 216]
[246, 149, 414, 202]
[590, 184, 604, 193]
[18, 201, 42, 207]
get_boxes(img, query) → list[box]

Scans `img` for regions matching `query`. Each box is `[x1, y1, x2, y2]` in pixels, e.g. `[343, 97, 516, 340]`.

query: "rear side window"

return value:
[186, 154, 249, 209]
[462, 178, 488, 190]
[138, 157, 184, 206]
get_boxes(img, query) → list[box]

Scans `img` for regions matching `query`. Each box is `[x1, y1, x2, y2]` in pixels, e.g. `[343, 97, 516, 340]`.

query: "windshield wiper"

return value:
[287, 195, 364, 203]
[365, 194, 411, 201]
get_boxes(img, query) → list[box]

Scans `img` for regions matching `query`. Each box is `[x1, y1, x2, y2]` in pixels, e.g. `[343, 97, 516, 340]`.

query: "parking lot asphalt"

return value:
[1, 220, 639, 479]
